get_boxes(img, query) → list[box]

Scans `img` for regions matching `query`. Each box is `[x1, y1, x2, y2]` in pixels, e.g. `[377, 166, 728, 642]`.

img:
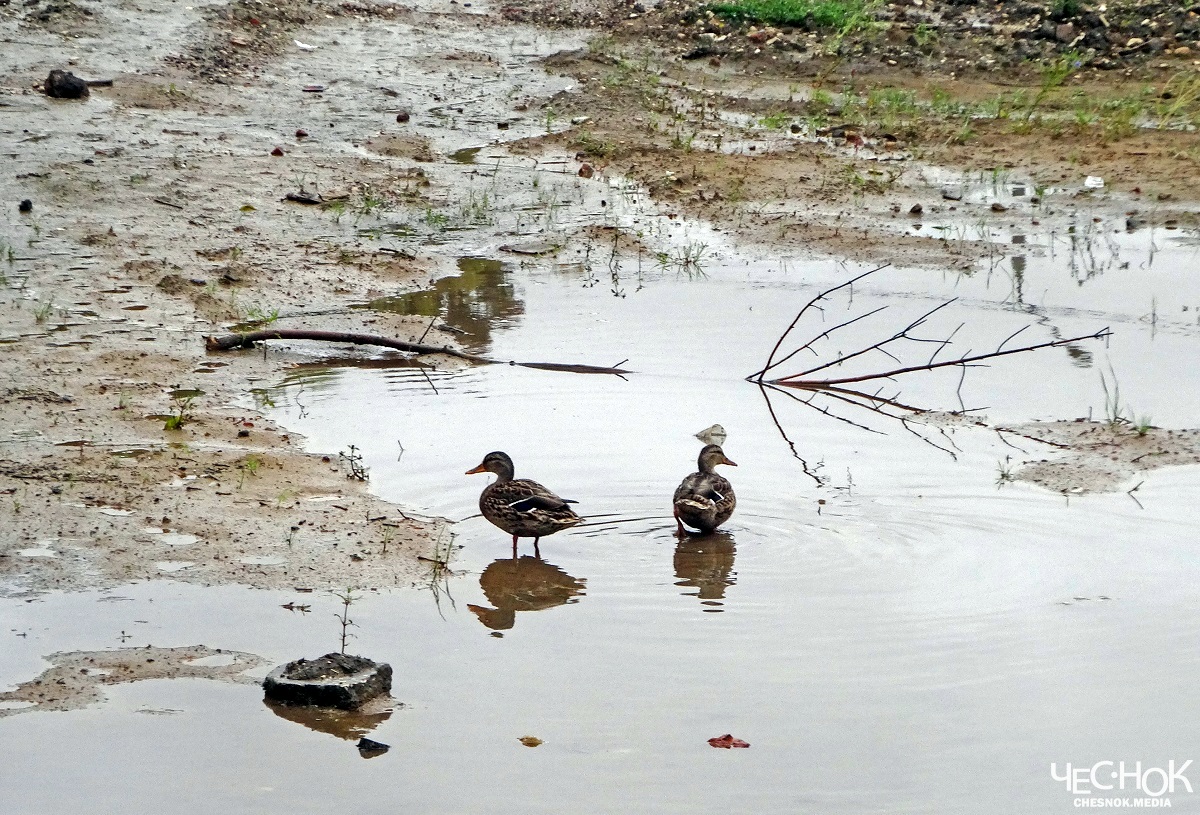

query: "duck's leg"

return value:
[533, 537, 541, 559]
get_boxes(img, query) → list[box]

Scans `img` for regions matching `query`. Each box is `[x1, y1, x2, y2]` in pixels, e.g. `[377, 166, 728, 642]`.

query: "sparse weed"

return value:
[163, 395, 195, 431]
[1023, 51, 1081, 124]
[332, 587, 360, 654]
[572, 130, 619, 158]
[357, 187, 387, 218]
[423, 208, 450, 230]
[758, 110, 793, 130]
[912, 22, 939, 50]
[340, 445, 369, 481]
[996, 455, 1016, 486]
[1098, 366, 1127, 427]
[243, 305, 280, 326]
[460, 189, 495, 225]
[325, 199, 347, 223]
[239, 455, 261, 488]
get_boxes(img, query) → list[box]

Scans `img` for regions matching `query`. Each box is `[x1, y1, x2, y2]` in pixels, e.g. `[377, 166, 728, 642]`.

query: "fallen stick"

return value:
[204, 329, 631, 376]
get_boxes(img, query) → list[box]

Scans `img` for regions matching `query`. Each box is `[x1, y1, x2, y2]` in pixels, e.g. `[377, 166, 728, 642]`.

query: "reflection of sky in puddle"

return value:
[225, 239, 1200, 812]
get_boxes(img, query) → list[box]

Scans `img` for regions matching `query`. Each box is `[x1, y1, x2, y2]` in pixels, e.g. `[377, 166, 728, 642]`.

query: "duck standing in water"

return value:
[673, 444, 737, 535]
[466, 451, 582, 556]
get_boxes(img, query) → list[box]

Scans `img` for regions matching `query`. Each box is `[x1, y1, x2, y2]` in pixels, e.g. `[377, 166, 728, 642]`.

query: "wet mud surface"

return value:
[0, 644, 267, 716]
[3, 0, 1200, 813]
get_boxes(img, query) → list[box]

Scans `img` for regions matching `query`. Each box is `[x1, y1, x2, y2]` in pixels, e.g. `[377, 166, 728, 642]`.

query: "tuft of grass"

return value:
[996, 455, 1016, 486]
[758, 110, 794, 130]
[1099, 366, 1127, 428]
[706, 0, 872, 30]
[1051, 0, 1082, 17]
[243, 305, 280, 326]
[572, 129, 619, 158]
[239, 455, 261, 488]
[1023, 51, 1081, 124]
[163, 395, 194, 431]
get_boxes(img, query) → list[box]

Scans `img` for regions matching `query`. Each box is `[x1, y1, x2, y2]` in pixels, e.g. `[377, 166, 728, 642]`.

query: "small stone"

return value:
[578, 163, 594, 179]
[18, 199, 33, 213]
[909, 203, 923, 215]
[44, 69, 89, 99]
[295, 129, 308, 138]
[395, 110, 410, 123]
[271, 146, 285, 156]
[991, 202, 1008, 212]
[1055, 23, 1076, 43]
[357, 738, 389, 758]
[1126, 37, 1145, 47]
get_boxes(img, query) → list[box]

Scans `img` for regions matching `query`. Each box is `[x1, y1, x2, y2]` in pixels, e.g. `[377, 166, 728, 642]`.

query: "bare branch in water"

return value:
[205, 329, 632, 376]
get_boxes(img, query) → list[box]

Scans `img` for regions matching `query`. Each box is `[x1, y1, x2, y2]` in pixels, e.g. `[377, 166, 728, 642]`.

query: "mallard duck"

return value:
[466, 451, 582, 554]
[673, 444, 737, 535]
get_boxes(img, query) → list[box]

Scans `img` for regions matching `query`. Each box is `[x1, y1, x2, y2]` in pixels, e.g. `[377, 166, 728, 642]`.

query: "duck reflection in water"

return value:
[468, 555, 587, 632]
[674, 531, 737, 611]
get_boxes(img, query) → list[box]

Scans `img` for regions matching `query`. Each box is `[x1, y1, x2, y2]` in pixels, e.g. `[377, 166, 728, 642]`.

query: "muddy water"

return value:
[5, 230, 1200, 813]
[262, 240, 1200, 810]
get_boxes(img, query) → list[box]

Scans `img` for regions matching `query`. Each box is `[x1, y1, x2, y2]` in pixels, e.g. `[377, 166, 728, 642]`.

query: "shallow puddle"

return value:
[7, 221, 1200, 813]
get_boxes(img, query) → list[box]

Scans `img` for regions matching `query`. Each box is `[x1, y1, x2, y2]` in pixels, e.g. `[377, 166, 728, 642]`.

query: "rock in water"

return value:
[263, 653, 391, 710]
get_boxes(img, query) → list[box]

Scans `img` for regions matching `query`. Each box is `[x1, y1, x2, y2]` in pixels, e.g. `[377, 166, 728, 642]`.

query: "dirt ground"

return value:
[0, 644, 269, 715]
[3, 0, 1199, 605]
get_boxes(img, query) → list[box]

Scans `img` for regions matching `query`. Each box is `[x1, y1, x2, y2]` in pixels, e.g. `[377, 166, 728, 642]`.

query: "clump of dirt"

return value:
[364, 134, 439, 162]
[505, 0, 1200, 76]
[999, 420, 1200, 493]
[165, 0, 411, 83]
[8, 0, 98, 37]
[0, 645, 269, 716]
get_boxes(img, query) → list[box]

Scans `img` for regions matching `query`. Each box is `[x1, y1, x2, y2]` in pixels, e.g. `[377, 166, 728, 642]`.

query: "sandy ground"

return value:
[3, 0, 1200, 623]
[0, 645, 269, 716]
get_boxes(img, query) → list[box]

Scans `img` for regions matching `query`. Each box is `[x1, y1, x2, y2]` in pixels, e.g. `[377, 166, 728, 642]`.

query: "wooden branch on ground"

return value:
[204, 329, 631, 376]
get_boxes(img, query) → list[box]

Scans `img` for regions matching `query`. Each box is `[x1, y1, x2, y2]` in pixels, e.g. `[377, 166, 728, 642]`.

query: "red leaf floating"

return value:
[707, 734, 750, 749]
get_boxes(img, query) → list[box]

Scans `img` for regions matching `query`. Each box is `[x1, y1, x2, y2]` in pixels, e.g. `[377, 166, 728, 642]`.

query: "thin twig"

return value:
[774, 328, 1111, 388]
[778, 299, 959, 382]
[749, 263, 889, 381]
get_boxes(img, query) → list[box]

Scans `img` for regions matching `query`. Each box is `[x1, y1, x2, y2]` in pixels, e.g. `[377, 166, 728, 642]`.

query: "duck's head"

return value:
[698, 444, 737, 473]
[466, 451, 515, 481]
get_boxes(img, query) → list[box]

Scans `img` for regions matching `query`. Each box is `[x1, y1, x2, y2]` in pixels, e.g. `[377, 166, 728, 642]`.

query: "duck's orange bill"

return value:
[465, 464, 486, 474]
